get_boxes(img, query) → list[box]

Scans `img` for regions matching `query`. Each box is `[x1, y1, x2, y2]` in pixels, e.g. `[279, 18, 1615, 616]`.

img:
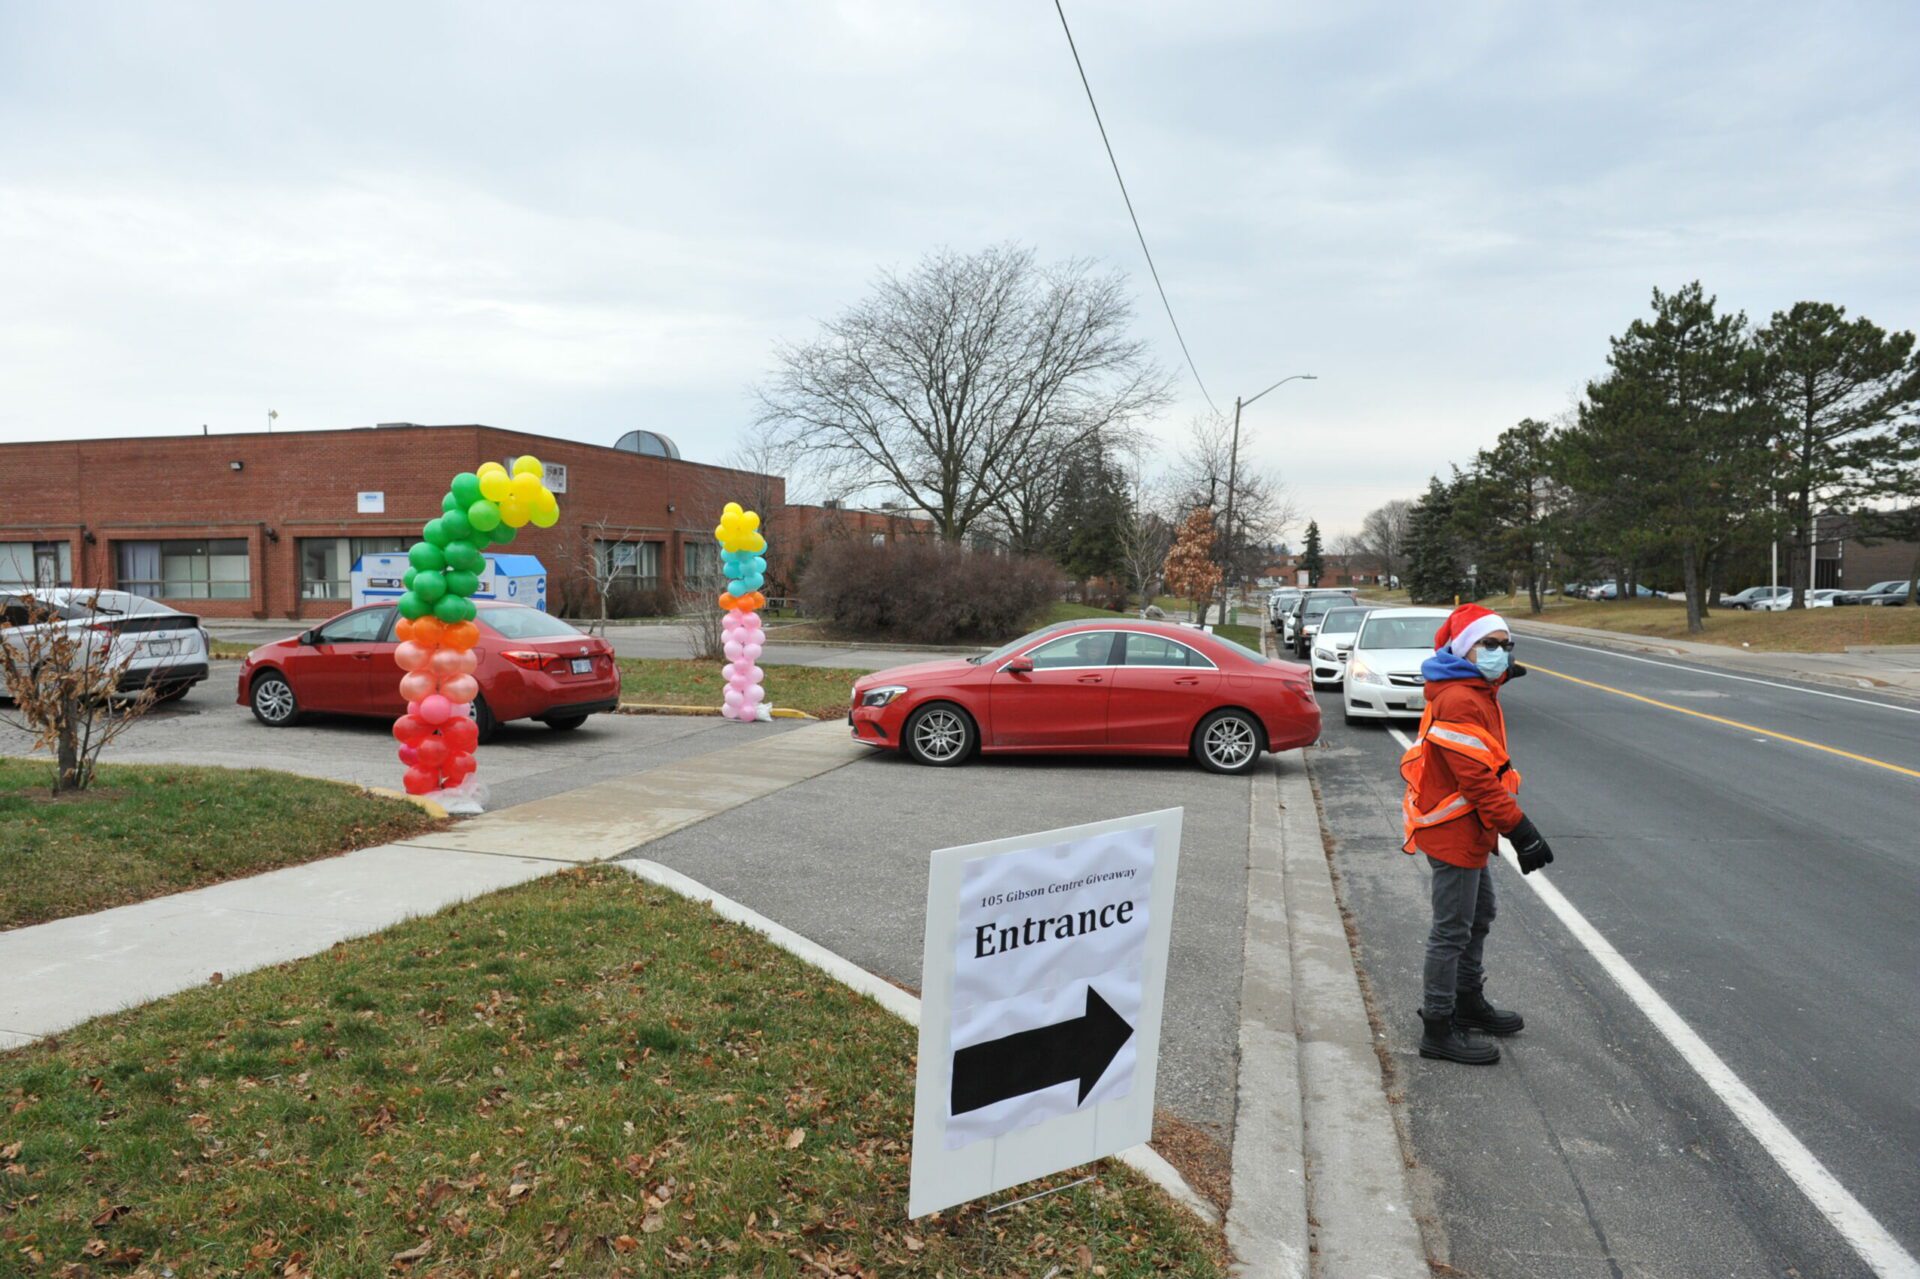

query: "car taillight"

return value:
[502, 650, 551, 670]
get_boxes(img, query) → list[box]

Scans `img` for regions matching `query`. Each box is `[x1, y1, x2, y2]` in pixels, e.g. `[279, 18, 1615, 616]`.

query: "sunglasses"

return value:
[1477, 637, 1516, 652]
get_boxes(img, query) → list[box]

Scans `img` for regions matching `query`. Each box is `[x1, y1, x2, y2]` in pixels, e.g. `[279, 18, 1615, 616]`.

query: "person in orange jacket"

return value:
[1398, 603, 1555, 1065]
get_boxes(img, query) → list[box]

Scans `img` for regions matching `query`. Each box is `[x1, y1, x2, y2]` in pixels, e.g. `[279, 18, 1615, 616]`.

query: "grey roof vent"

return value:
[614, 430, 681, 459]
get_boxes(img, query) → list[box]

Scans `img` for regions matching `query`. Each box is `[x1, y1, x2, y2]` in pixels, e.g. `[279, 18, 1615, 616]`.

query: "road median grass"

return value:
[0, 760, 442, 931]
[0, 867, 1225, 1277]
[618, 658, 868, 721]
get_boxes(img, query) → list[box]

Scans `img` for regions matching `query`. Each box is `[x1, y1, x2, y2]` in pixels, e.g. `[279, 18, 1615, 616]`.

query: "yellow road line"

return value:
[1527, 662, 1920, 781]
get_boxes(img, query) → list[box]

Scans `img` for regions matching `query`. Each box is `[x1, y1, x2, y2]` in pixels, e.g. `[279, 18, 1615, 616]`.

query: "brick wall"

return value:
[0, 426, 785, 619]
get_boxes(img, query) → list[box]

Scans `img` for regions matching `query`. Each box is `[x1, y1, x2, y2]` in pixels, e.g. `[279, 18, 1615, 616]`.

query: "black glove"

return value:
[1507, 662, 1528, 680]
[1507, 815, 1554, 875]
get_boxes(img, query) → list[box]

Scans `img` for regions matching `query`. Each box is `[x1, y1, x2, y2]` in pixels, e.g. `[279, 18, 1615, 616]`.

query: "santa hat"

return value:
[1433, 603, 1509, 657]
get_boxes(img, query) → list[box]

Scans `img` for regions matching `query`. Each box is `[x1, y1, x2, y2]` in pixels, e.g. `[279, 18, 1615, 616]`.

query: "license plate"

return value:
[145, 640, 178, 656]
[570, 657, 593, 674]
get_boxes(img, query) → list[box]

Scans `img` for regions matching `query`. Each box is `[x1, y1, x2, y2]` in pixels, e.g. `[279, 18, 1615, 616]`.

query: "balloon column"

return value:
[390, 456, 561, 799]
[714, 502, 770, 722]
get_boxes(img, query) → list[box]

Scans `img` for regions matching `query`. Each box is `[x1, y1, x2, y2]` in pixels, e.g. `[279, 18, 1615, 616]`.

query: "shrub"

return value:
[801, 539, 1061, 643]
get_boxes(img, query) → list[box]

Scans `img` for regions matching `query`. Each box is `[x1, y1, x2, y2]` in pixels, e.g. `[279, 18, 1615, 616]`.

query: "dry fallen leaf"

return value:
[506, 1182, 533, 1204]
[640, 1208, 666, 1235]
[0, 1141, 20, 1159]
[391, 1239, 433, 1263]
[785, 1128, 806, 1149]
[611, 1235, 638, 1254]
[902, 1233, 923, 1252]
[90, 1203, 133, 1228]
[82, 1239, 109, 1258]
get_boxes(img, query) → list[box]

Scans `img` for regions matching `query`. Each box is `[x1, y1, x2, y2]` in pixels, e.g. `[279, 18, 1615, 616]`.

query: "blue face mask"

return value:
[1475, 646, 1511, 681]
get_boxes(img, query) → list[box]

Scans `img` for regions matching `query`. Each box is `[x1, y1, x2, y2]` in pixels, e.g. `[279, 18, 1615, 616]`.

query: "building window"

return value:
[298, 537, 411, 601]
[682, 540, 719, 582]
[116, 539, 250, 600]
[0, 541, 72, 591]
[598, 540, 659, 588]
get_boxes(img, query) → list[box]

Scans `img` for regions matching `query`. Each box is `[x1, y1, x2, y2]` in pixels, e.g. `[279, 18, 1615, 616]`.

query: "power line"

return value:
[1052, 0, 1220, 417]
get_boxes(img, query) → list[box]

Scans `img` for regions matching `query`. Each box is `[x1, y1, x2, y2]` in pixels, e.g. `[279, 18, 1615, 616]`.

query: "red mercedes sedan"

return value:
[237, 601, 619, 740]
[849, 620, 1319, 774]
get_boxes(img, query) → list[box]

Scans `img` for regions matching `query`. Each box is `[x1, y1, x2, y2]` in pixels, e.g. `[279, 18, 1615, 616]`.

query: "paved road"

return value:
[1311, 634, 1919, 1277]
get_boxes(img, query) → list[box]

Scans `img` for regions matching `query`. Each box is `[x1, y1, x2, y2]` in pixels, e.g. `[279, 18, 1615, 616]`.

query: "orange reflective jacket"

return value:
[1399, 686, 1523, 864]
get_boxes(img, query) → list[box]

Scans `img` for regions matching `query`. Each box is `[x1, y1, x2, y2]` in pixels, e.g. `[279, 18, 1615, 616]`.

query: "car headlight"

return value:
[860, 684, 907, 708]
[1313, 647, 1333, 661]
[1349, 660, 1384, 685]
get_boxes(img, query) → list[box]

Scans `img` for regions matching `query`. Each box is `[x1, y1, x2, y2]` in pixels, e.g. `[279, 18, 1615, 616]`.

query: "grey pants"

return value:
[1423, 854, 1496, 1017]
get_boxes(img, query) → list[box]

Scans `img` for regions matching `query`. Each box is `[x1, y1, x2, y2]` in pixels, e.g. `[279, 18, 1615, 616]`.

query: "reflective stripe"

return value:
[1405, 792, 1470, 826]
[1426, 725, 1487, 749]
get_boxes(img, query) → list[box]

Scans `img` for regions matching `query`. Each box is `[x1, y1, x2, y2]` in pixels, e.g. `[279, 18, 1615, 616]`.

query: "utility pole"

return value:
[1222, 373, 1316, 624]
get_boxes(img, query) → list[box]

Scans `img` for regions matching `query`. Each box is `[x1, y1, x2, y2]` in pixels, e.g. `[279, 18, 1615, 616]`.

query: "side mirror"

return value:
[1002, 655, 1033, 674]
[300, 630, 318, 645]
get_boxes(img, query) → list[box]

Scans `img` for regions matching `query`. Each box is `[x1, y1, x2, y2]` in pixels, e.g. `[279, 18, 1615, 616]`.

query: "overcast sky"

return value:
[3, 1, 1915, 538]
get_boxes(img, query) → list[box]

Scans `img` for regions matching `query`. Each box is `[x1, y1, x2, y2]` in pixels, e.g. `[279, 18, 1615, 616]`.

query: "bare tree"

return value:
[1117, 463, 1174, 612]
[1167, 415, 1299, 622]
[1356, 498, 1414, 586]
[555, 517, 657, 634]
[756, 244, 1168, 542]
[676, 569, 729, 661]
[1, 594, 160, 793]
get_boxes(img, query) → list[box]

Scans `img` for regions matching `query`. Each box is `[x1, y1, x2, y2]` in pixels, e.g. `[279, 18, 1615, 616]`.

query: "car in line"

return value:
[847, 618, 1320, 775]
[1753, 588, 1844, 611]
[237, 601, 620, 740]
[1268, 588, 1303, 629]
[0, 589, 210, 703]
[1591, 582, 1668, 600]
[1286, 589, 1359, 658]
[1341, 607, 1451, 724]
[1835, 579, 1914, 607]
[1308, 604, 1376, 687]
[1719, 585, 1790, 610]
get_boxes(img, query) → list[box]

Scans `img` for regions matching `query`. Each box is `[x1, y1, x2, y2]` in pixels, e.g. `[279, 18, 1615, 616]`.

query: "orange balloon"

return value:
[717, 591, 738, 610]
[736, 591, 766, 612]
[441, 620, 480, 651]
[394, 617, 416, 643]
[410, 616, 447, 647]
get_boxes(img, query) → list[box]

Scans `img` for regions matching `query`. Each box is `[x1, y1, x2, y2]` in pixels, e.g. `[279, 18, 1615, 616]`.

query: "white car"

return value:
[1341, 607, 1451, 723]
[1721, 585, 1790, 610]
[0, 589, 210, 703]
[1308, 604, 1376, 687]
[1753, 588, 1841, 611]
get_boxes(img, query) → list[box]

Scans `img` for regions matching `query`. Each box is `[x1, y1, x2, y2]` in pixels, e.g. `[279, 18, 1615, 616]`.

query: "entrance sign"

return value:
[909, 809, 1181, 1219]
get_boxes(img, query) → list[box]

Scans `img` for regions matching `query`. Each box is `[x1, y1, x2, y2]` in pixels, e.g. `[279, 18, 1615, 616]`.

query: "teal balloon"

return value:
[443, 540, 484, 574]
[467, 499, 502, 532]
[422, 518, 451, 548]
[412, 569, 448, 603]
[739, 573, 764, 592]
[444, 569, 480, 598]
[408, 542, 445, 572]
[728, 578, 747, 596]
[397, 590, 428, 620]
[433, 593, 476, 624]
[450, 471, 483, 507]
[487, 522, 517, 546]
[442, 491, 461, 514]
[440, 508, 474, 543]
[752, 556, 767, 575]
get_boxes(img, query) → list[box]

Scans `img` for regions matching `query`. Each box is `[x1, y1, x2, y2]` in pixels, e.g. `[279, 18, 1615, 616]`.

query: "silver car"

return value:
[0, 589, 210, 703]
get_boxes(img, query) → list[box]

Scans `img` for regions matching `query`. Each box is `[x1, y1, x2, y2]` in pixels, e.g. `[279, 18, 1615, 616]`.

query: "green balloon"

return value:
[403, 567, 417, 590]
[422, 518, 451, 548]
[487, 521, 517, 546]
[408, 541, 445, 572]
[451, 471, 483, 507]
[442, 491, 461, 514]
[440, 508, 474, 543]
[443, 540, 484, 574]
[412, 569, 448, 603]
[444, 569, 480, 598]
[397, 591, 428, 621]
[433, 593, 476, 624]
[467, 499, 502, 532]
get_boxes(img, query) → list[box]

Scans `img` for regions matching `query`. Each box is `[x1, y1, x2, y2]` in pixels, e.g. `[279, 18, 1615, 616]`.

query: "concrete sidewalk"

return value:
[0, 722, 869, 1046]
[1511, 616, 1920, 697]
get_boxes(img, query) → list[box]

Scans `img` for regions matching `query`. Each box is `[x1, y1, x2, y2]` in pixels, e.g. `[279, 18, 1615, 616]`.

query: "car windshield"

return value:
[1303, 595, 1345, 619]
[970, 620, 1079, 666]
[481, 608, 584, 640]
[1358, 616, 1443, 650]
[1320, 607, 1370, 634]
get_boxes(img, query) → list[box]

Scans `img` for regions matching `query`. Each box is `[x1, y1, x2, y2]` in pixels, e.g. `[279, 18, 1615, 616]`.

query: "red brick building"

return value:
[0, 424, 783, 619]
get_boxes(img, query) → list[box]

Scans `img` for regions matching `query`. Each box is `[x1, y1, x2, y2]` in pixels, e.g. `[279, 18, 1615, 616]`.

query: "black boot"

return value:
[1420, 1012, 1500, 1065]
[1454, 989, 1525, 1036]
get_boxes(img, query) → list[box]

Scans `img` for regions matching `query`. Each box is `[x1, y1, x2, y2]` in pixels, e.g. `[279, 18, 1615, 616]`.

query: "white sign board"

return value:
[908, 809, 1181, 1219]
[357, 491, 385, 513]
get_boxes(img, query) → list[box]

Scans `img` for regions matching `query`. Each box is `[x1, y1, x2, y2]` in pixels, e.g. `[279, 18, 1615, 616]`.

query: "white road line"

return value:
[1519, 633, 1920, 716]
[1387, 726, 1920, 1277]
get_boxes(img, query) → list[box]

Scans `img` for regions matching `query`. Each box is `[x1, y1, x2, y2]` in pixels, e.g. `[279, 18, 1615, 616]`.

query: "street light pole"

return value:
[1221, 373, 1315, 623]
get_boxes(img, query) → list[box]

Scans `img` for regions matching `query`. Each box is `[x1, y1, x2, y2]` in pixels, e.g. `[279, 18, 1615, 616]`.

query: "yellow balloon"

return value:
[743, 510, 761, 532]
[500, 494, 531, 527]
[532, 487, 559, 516]
[513, 455, 543, 478]
[510, 472, 542, 503]
[479, 470, 512, 502]
[723, 501, 743, 518]
[713, 524, 727, 541]
[477, 461, 508, 481]
[530, 501, 559, 529]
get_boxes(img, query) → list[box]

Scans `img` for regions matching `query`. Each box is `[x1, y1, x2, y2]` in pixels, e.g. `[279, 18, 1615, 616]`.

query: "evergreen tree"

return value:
[1405, 477, 1468, 604]
[1300, 521, 1325, 586]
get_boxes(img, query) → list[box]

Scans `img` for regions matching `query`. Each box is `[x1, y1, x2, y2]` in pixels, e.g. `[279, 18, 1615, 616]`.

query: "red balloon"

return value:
[444, 751, 477, 782]
[397, 744, 419, 766]
[442, 716, 479, 752]
[392, 714, 430, 745]
[402, 766, 438, 795]
[415, 736, 449, 768]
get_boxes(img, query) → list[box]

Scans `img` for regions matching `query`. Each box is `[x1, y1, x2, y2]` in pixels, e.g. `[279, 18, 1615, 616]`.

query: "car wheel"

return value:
[903, 702, 975, 767]
[473, 694, 499, 745]
[1194, 708, 1263, 775]
[153, 683, 191, 704]
[250, 671, 300, 726]
[544, 714, 587, 732]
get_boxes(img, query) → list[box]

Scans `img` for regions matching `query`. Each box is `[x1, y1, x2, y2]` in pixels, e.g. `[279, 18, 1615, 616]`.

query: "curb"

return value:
[614, 858, 1223, 1231]
[362, 786, 451, 820]
[615, 701, 816, 720]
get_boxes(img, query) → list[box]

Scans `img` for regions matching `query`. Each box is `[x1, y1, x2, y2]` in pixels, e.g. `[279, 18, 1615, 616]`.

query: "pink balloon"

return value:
[724, 641, 744, 662]
[394, 641, 433, 671]
[447, 701, 473, 722]
[397, 744, 419, 766]
[430, 647, 477, 678]
[399, 670, 437, 702]
[745, 665, 765, 685]
[723, 687, 744, 706]
[406, 699, 421, 718]
[743, 644, 763, 661]
[418, 693, 453, 725]
[440, 674, 479, 703]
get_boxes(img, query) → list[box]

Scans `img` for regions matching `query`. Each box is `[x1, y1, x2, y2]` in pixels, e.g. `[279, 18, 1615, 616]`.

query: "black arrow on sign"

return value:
[950, 986, 1134, 1116]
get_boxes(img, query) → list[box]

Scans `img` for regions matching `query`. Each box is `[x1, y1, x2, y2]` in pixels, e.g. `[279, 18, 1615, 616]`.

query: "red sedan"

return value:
[849, 620, 1319, 774]
[237, 601, 619, 740]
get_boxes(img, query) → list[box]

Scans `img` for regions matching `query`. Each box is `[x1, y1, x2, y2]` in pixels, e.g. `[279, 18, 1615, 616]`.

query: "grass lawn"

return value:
[0, 761, 441, 932]
[618, 658, 868, 720]
[0, 868, 1225, 1277]
[1479, 594, 1920, 653]
[207, 639, 254, 660]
